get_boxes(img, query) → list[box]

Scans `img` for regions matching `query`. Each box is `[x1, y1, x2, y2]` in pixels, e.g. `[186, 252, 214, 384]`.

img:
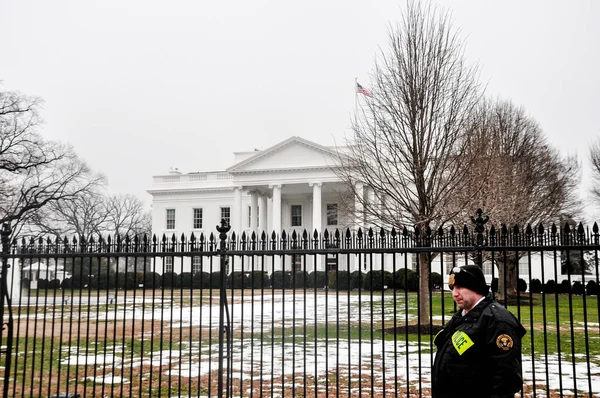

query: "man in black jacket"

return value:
[432, 265, 526, 398]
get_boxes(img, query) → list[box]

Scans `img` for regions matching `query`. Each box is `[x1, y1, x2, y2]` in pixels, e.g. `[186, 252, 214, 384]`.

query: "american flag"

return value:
[356, 82, 372, 97]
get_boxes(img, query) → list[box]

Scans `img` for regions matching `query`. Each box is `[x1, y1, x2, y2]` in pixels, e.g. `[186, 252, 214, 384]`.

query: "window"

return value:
[166, 209, 176, 230]
[192, 256, 202, 274]
[193, 208, 203, 229]
[164, 257, 173, 273]
[482, 262, 493, 275]
[291, 205, 302, 227]
[247, 206, 260, 228]
[518, 261, 529, 277]
[326, 204, 338, 226]
[220, 207, 231, 225]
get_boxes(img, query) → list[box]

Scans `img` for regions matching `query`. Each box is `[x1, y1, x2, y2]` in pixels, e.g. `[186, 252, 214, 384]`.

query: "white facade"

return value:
[148, 136, 594, 286]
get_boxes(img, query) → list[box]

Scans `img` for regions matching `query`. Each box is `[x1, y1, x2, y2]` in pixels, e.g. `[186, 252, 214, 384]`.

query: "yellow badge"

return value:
[448, 273, 455, 286]
[496, 334, 514, 351]
[451, 330, 474, 355]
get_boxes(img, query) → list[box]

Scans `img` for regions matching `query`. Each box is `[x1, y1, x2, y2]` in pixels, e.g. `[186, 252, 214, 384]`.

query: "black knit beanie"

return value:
[448, 265, 489, 295]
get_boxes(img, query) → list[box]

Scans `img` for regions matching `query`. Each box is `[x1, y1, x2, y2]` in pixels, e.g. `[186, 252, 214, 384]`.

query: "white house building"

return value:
[148, 136, 592, 287]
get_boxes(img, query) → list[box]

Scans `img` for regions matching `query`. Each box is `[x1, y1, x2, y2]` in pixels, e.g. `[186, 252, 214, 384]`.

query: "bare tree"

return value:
[0, 87, 104, 232]
[589, 138, 600, 203]
[450, 99, 580, 301]
[105, 193, 151, 237]
[336, 1, 482, 327]
[29, 188, 109, 242]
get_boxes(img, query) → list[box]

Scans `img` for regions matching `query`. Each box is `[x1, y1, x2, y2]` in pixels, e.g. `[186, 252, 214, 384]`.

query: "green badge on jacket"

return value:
[452, 330, 474, 355]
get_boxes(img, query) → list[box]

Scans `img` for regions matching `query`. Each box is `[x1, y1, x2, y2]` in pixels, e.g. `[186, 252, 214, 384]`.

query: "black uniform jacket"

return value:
[432, 294, 526, 398]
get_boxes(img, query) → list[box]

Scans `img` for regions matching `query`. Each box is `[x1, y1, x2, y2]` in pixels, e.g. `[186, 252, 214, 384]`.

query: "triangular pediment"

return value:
[227, 137, 342, 173]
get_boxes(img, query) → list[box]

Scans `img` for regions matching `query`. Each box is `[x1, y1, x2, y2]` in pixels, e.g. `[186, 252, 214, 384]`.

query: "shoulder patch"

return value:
[496, 334, 514, 350]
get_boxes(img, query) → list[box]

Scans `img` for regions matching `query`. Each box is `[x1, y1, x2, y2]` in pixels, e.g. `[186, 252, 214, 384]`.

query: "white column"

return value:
[269, 184, 282, 271]
[367, 186, 376, 226]
[233, 186, 243, 232]
[354, 181, 364, 230]
[310, 182, 322, 234]
[270, 184, 282, 234]
[250, 191, 258, 231]
[258, 194, 267, 233]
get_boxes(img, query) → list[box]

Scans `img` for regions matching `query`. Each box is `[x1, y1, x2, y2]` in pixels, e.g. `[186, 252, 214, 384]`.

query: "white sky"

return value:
[2, 0, 599, 217]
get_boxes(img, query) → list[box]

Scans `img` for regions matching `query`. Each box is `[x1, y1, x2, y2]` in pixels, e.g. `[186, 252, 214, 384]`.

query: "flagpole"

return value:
[354, 77, 358, 113]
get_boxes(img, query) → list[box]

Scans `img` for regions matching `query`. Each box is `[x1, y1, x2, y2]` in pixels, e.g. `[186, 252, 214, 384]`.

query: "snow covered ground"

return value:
[50, 291, 600, 397]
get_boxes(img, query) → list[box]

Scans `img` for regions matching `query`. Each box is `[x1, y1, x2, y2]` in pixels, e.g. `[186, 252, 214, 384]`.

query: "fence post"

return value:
[216, 219, 231, 397]
[471, 208, 489, 267]
[0, 222, 13, 398]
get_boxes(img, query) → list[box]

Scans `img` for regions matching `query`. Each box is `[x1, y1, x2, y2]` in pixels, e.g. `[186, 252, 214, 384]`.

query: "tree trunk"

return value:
[418, 252, 431, 327]
[497, 258, 517, 303]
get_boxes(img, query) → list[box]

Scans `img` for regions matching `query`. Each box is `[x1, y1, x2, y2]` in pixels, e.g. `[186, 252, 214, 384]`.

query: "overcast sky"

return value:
[2, 0, 599, 217]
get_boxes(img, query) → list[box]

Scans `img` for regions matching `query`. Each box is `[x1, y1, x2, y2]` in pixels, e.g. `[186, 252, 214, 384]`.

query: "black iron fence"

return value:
[1, 217, 599, 397]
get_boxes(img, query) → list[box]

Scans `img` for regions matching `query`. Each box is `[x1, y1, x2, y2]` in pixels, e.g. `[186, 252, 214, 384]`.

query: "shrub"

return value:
[395, 269, 418, 291]
[144, 272, 162, 289]
[517, 278, 527, 293]
[430, 272, 442, 290]
[117, 273, 136, 290]
[544, 279, 556, 294]
[586, 280, 598, 296]
[37, 279, 48, 289]
[529, 279, 542, 293]
[362, 270, 393, 291]
[559, 279, 571, 294]
[330, 271, 351, 290]
[350, 271, 364, 290]
[228, 272, 248, 289]
[180, 272, 193, 288]
[309, 271, 328, 289]
[292, 271, 308, 288]
[209, 272, 225, 289]
[572, 281, 585, 295]
[247, 271, 270, 289]
[192, 272, 210, 289]
[162, 272, 181, 288]
[272, 271, 292, 289]
[48, 279, 61, 290]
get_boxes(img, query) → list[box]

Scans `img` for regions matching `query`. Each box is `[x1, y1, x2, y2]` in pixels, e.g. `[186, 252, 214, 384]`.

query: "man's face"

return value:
[452, 285, 482, 311]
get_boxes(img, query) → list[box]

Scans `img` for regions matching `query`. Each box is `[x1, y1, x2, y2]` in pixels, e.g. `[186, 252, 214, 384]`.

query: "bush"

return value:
[491, 278, 498, 293]
[247, 271, 270, 289]
[350, 271, 365, 290]
[395, 269, 418, 291]
[47, 279, 61, 290]
[209, 272, 226, 289]
[144, 272, 162, 289]
[572, 281, 585, 295]
[330, 271, 351, 290]
[559, 279, 571, 294]
[37, 279, 48, 289]
[192, 272, 210, 289]
[430, 272, 442, 290]
[117, 273, 136, 290]
[22, 278, 30, 289]
[292, 271, 308, 288]
[586, 280, 598, 296]
[362, 270, 393, 291]
[162, 272, 181, 288]
[272, 271, 293, 289]
[309, 271, 328, 289]
[544, 279, 556, 294]
[517, 278, 527, 293]
[180, 272, 193, 288]
[228, 272, 248, 289]
[529, 279, 542, 293]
